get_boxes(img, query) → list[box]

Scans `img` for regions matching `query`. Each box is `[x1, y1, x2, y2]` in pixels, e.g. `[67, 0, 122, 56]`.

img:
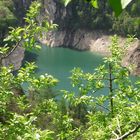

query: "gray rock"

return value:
[2, 46, 25, 70]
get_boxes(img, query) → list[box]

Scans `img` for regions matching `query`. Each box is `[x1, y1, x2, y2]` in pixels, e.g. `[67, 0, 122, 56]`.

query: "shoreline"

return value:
[40, 29, 140, 75]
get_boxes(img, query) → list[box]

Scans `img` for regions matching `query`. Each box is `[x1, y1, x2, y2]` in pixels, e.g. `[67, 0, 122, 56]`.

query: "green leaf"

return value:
[109, 0, 122, 16]
[91, 0, 98, 8]
[109, 0, 133, 16]
[121, 0, 133, 9]
[63, 0, 72, 6]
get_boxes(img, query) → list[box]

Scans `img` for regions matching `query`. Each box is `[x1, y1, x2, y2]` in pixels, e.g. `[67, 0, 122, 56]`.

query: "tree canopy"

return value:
[63, 0, 134, 16]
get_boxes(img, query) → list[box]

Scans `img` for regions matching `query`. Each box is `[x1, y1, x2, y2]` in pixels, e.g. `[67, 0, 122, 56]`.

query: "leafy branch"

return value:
[112, 123, 140, 140]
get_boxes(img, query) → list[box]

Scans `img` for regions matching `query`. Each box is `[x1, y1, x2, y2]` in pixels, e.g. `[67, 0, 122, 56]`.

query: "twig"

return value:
[117, 117, 122, 135]
[1, 40, 21, 59]
[113, 124, 140, 140]
[109, 63, 114, 116]
[0, 39, 22, 67]
[112, 131, 119, 139]
[90, 90, 111, 112]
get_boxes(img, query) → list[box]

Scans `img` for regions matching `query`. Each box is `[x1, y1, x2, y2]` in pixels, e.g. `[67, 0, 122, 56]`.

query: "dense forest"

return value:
[0, 0, 140, 140]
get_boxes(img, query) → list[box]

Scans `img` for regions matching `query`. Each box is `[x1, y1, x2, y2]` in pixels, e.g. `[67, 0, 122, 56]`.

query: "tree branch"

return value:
[0, 38, 22, 67]
[1, 40, 21, 60]
[113, 124, 140, 140]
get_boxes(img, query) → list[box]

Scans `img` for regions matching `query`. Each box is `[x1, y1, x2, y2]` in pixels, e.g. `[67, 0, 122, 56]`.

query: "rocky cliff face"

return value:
[2, 47, 25, 70]
[42, 29, 110, 54]
[122, 40, 140, 75]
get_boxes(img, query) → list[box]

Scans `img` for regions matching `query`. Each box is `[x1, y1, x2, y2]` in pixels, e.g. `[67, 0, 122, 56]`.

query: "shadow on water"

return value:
[21, 50, 42, 73]
[22, 50, 38, 66]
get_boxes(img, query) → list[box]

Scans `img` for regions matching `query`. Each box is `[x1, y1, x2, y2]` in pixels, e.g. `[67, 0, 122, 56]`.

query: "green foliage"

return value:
[63, 0, 133, 15]
[112, 11, 140, 36]
[0, 1, 140, 140]
[109, 0, 133, 16]
[63, 0, 72, 6]
[1, 35, 140, 139]
[1, 113, 54, 140]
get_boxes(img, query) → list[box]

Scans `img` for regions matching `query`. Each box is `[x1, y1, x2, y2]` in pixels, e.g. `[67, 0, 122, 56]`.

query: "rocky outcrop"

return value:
[130, 46, 140, 75]
[42, 0, 67, 25]
[123, 40, 140, 75]
[2, 47, 25, 70]
[41, 29, 111, 54]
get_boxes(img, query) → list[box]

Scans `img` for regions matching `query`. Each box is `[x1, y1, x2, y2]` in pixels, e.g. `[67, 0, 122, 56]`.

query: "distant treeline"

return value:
[57, 0, 140, 38]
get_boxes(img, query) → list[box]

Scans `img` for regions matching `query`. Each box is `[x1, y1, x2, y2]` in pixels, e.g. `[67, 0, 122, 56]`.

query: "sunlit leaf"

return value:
[91, 0, 98, 8]
[63, 0, 72, 6]
[109, 0, 133, 16]
[121, 0, 133, 9]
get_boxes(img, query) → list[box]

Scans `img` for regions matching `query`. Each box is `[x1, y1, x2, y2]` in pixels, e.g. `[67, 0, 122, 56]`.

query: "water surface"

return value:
[29, 46, 103, 91]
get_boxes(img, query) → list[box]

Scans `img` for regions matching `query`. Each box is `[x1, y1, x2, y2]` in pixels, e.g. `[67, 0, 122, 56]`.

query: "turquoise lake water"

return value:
[25, 45, 103, 91]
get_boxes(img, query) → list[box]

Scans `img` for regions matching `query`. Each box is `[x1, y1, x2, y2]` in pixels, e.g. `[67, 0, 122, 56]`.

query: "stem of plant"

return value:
[109, 63, 114, 116]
